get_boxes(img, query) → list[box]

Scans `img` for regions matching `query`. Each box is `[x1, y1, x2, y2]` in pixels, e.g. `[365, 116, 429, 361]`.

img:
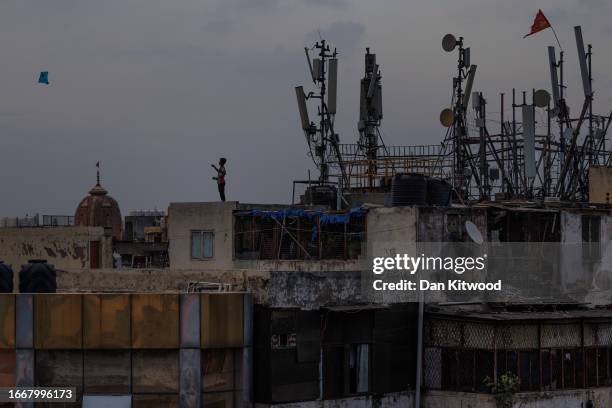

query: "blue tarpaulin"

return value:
[236, 207, 367, 224]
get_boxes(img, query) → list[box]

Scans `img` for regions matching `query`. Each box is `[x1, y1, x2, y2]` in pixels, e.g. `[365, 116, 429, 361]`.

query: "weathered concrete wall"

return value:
[423, 388, 612, 408]
[168, 201, 238, 270]
[235, 259, 362, 272]
[267, 270, 362, 309]
[589, 165, 612, 204]
[57, 267, 268, 296]
[0, 226, 112, 270]
[56, 268, 367, 308]
[560, 211, 612, 305]
[254, 391, 413, 408]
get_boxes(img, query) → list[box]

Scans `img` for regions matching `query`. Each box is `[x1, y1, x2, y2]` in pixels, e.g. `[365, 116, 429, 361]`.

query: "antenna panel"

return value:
[367, 65, 378, 99]
[463, 47, 471, 67]
[328, 58, 338, 114]
[365, 53, 376, 73]
[472, 92, 480, 109]
[547, 47, 560, 108]
[462, 65, 477, 109]
[374, 85, 383, 119]
[522, 105, 536, 178]
[313, 59, 322, 81]
[574, 26, 592, 97]
[295, 86, 310, 131]
[359, 79, 368, 122]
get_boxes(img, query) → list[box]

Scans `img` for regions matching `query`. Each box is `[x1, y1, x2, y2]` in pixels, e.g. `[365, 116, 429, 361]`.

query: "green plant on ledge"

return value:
[484, 372, 520, 408]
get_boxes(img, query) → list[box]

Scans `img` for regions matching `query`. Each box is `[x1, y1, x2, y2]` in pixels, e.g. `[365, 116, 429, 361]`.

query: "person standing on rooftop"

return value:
[211, 158, 227, 202]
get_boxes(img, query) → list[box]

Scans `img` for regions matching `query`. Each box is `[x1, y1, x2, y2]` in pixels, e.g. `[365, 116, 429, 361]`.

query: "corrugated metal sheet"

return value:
[132, 350, 179, 394]
[180, 294, 200, 348]
[83, 294, 130, 349]
[202, 349, 234, 392]
[84, 351, 130, 394]
[132, 394, 179, 408]
[0, 295, 15, 349]
[16, 294, 33, 348]
[0, 350, 15, 387]
[34, 295, 82, 349]
[35, 350, 83, 394]
[179, 349, 201, 408]
[201, 294, 244, 348]
[202, 391, 234, 408]
[132, 294, 179, 349]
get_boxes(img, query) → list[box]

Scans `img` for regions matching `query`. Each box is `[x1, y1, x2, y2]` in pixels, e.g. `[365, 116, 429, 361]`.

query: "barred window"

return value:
[191, 230, 214, 259]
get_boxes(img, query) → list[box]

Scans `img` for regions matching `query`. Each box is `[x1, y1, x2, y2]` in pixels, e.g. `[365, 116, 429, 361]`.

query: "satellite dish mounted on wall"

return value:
[439, 108, 454, 127]
[465, 221, 484, 244]
[533, 89, 551, 108]
[442, 34, 457, 52]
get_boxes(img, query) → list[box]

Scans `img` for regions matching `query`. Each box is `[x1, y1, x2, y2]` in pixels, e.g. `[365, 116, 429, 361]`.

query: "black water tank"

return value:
[391, 173, 427, 206]
[0, 262, 13, 293]
[427, 178, 452, 206]
[307, 185, 337, 207]
[19, 259, 57, 293]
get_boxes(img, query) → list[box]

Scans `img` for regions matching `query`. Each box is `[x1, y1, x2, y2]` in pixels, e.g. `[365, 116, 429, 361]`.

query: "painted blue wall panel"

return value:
[180, 295, 200, 348]
[16, 295, 33, 349]
[179, 349, 201, 408]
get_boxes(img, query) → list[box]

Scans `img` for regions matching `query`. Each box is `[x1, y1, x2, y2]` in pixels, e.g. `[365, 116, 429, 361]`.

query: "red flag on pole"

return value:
[524, 10, 551, 38]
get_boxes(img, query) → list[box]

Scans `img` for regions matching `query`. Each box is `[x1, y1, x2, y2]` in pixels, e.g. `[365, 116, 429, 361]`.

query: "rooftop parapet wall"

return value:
[0, 226, 112, 270]
[55, 268, 364, 308]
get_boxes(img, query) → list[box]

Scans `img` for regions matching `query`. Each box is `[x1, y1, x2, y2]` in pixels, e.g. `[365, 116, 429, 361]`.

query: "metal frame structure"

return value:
[294, 28, 612, 204]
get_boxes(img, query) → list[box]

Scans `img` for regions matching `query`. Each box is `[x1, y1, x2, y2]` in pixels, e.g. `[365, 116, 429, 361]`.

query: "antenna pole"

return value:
[512, 89, 519, 196]
[500, 93, 505, 194]
[588, 44, 594, 165]
[318, 40, 328, 184]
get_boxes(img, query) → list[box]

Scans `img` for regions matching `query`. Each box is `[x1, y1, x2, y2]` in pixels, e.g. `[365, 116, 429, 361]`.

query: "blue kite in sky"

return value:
[38, 71, 49, 85]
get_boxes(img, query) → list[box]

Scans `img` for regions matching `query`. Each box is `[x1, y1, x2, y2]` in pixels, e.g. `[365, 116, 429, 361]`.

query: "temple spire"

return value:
[96, 161, 100, 186]
[89, 161, 107, 196]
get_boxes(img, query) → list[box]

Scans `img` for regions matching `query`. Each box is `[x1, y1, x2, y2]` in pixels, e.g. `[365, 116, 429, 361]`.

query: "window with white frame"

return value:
[191, 230, 214, 259]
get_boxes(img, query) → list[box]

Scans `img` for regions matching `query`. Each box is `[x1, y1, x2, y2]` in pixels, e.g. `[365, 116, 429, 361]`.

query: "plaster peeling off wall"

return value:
[0, 227, 110, 270]
[560, 212, 583, 292]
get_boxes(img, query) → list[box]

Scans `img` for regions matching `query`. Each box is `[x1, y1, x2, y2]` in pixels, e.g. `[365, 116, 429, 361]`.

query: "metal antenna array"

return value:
[292, 26, 612, 207]
[295, 39, 347, 187]
[436, 28, 612, 202]
[358, 48, 384, 188]
[439, 34, 481, 199]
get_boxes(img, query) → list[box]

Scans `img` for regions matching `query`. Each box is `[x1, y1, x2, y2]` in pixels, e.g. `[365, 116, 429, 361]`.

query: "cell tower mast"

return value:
[295, 39, 347, 187]
[358, 48, 383, 188]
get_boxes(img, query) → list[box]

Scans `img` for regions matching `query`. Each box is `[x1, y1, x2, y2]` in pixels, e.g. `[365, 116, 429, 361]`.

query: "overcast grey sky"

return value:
[0, 0, 611, 216]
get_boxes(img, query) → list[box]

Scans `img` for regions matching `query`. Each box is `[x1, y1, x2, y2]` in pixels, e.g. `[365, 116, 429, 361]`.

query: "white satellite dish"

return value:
[533, 89, 551, 108]
[442, 34, 457, 52]
[465, 221, 484, 244]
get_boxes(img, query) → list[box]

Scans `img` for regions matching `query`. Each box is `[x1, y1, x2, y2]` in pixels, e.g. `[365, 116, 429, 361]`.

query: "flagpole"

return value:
[549, 24, 563, 51]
